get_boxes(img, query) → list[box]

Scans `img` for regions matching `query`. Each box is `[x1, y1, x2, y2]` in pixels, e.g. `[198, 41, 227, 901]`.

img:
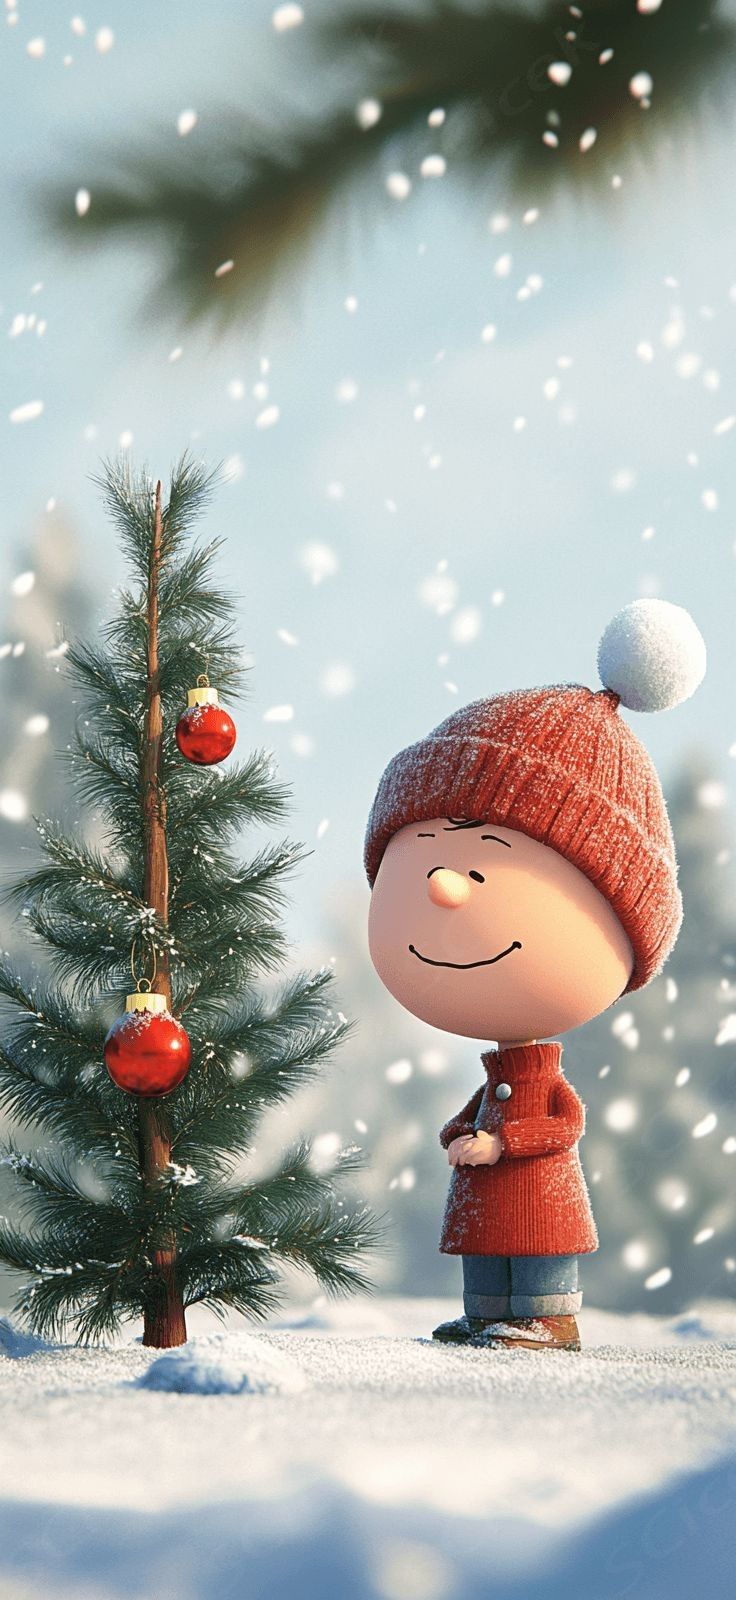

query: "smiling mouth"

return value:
[408, 941, 522, 970]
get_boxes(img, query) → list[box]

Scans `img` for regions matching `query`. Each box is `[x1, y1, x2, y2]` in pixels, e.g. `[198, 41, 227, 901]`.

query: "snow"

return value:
[9, 400, 43, 425]
[385, 173, 411, 201]
[356, 99, 381, 131]
[138, 1335, 306, 1396]
[1, 1297, 735, 1598]
[272, 3, 304, 31]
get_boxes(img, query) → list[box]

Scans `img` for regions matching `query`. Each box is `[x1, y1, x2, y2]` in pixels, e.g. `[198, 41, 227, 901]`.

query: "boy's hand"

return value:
[447, 1131, 503, 1168]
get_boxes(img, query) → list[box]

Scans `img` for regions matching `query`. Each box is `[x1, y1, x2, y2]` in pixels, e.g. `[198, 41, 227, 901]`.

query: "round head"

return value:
[368, 818, 635, 1041]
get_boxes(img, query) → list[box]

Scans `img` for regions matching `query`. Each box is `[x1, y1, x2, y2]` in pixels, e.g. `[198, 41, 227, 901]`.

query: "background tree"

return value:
[569, 750, 736, 1314]
[0, 511, 93, 948]
[0, 459, 377, 1347]
[49, 0, 736, 323]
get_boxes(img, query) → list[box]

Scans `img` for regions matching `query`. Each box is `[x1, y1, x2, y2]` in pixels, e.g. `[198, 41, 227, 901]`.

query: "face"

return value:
[368, 818, 634, 1042]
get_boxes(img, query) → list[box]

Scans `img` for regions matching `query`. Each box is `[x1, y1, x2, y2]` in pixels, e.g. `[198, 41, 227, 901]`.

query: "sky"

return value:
[1, 0, 735, 959]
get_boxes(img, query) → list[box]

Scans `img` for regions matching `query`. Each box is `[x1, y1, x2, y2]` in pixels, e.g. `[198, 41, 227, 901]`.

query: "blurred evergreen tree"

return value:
[0, 514, 94, 949]
[577, 749, 736, 1314]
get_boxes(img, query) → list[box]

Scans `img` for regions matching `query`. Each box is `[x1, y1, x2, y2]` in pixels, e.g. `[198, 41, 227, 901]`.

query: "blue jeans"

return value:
[463, 1254, 581, 1318]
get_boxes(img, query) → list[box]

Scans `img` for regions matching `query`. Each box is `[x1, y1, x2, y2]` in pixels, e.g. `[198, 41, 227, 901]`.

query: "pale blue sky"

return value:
[1, 0, 735, 953]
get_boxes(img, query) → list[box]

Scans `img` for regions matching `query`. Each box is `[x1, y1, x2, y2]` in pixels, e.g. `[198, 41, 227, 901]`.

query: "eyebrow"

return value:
[419, 825, 512, 851]
[440, 819, 512, 848]
[417, 832, 435, 837]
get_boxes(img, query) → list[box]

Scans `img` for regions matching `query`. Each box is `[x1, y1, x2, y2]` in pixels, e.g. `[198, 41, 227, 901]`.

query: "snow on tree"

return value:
[0, 459, 377, 1347]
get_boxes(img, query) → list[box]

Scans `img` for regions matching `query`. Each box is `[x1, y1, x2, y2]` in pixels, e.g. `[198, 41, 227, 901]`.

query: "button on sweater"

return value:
[438, 1041, 598, 1257]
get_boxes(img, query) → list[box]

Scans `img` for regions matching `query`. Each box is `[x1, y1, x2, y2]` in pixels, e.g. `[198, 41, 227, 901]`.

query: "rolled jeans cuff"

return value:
[463, 1293, 511, 1318]
[510, 1291, 582, 1316]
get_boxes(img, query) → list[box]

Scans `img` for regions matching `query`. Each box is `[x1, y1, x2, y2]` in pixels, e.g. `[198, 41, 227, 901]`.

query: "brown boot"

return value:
[432, 1314, 490, 1345]
[471, 1315, 581, 1351]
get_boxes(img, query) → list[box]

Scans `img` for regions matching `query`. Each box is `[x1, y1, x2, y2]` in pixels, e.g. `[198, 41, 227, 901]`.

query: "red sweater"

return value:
[439, 1042, 598, 1257]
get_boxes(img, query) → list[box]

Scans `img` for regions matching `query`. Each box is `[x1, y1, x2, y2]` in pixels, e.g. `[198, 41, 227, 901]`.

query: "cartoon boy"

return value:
[365, 601, 705, 1350]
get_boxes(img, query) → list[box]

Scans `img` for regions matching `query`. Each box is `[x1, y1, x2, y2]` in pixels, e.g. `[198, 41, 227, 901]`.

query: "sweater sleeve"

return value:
[499, 1077, 585, 1159]
[439, 1086, 485, 1150]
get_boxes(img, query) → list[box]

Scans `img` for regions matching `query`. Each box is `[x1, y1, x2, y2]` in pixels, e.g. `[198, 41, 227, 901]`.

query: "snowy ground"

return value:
[1, 1298, 735, 1600]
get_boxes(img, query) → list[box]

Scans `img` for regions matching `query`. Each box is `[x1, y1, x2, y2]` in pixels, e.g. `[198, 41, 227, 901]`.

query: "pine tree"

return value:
[0, 459, 377, 1347]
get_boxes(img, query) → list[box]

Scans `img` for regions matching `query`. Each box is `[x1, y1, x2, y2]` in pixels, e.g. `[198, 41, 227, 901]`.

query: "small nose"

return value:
[427, 868, 472, 908]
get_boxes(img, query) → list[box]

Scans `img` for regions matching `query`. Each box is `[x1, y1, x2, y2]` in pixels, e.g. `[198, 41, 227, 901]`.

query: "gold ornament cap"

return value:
[187, 685, 219, 708]
[125, 990, 166, 1014]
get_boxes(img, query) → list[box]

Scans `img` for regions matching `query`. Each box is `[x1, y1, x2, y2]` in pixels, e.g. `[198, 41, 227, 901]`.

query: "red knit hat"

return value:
[364, 600, 706, 995]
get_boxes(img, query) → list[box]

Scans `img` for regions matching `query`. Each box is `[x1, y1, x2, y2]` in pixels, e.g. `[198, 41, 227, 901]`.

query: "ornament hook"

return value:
[130, 932, 157, 992]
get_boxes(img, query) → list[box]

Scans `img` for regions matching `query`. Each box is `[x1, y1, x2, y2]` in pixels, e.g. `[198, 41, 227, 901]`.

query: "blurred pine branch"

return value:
[46, 0, 736, 324]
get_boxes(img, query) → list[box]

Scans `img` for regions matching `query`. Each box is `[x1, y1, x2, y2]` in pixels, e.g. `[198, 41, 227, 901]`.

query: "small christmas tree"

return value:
[0, 459, 376, 1347]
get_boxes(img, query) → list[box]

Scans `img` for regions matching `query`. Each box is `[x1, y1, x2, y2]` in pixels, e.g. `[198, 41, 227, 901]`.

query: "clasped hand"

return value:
[447, 1130, 503, 1168]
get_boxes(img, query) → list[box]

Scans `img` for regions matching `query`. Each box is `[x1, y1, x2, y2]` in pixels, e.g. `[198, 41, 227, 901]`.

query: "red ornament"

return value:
[104, 991, 192, 1097]
[175, 679, 236, 767]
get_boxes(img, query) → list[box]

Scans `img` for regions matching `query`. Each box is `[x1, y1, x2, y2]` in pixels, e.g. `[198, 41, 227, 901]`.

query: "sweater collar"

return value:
[481, 1042, 563, 1081]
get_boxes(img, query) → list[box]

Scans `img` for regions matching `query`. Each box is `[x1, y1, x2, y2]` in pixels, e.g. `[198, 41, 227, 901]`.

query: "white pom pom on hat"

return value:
[597, 598, 706, 714]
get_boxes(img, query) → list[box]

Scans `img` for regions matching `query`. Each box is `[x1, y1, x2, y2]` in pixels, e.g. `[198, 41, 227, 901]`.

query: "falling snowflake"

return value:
[418, 569, 458, 615]
[0, 791, 27, 822]
[644, 1266, 672, 1291]
[629, 71, 654, 101]
[356, 99, 381, 130]
[386, 173, 411, 201]
[9, 401, 43, 425]
[300, 543, 338, 585]
[449, 607, 482, 645]
[385, 1059, 412, 1085]
[273, 3, 304, 30]
[335, 379, 358, 404]
[605, 1099, 639, 1132]
[320, 662, 355, 698]
[11, 571, 35, 597]
[622, 1240, 649, 1271]
[715, 1015, 736, 1047]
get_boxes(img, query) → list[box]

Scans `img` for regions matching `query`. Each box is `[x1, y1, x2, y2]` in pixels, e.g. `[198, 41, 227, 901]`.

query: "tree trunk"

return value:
[139, 479, 187, 1348]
